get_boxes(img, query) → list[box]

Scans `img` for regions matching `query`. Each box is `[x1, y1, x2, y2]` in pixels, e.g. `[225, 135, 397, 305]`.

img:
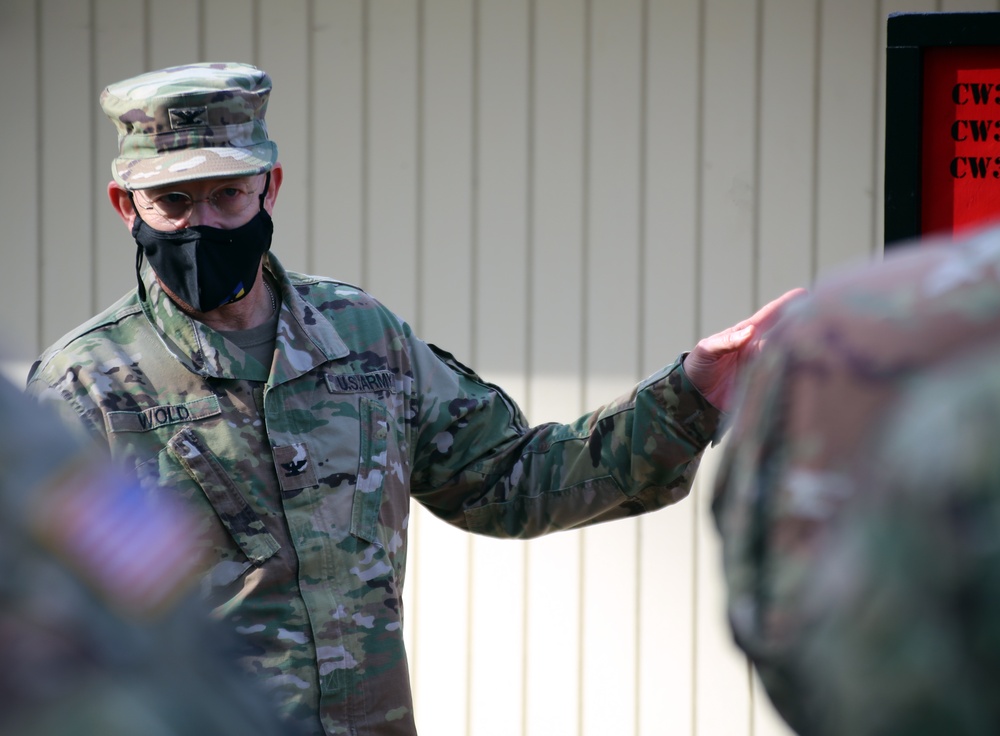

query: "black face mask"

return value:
[131, 178, 273, 313]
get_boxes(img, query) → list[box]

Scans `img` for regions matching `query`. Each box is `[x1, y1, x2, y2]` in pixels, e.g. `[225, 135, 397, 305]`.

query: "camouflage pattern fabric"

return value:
[712, 225, 1000, 735]
[0, 367, 293, 736]
[796, 342, 1000, 736]
[100, 62, 278, 190]
[28, 252, 722, 736]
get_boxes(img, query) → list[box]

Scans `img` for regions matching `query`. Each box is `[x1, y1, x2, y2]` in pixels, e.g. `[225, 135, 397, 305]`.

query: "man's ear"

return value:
[264, 163, 283, 215]
[108, 182, 136, 229]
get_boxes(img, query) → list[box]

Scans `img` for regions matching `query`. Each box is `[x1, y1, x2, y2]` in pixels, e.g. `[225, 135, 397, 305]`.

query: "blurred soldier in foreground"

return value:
[0, 368, 292, 736]
[798, 342, 1000, 735]
[712, 225, 1000, 735]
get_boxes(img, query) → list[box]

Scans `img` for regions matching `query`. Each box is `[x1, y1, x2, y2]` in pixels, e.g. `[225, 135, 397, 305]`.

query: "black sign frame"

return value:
[885, 11, 1000, 247]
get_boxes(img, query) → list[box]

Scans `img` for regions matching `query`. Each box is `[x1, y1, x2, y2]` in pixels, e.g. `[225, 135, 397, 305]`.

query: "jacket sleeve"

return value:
[408, 341, 722, 539]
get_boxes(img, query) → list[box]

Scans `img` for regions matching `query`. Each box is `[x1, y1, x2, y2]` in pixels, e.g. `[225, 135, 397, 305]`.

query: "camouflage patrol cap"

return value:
[100, 62, 278, 190]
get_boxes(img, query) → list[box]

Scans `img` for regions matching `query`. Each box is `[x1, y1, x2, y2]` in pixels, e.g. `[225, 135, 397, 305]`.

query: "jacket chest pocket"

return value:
[351, 396, 389, 544]
[271, 391, 404, 549]
[168, 428, 281, 566]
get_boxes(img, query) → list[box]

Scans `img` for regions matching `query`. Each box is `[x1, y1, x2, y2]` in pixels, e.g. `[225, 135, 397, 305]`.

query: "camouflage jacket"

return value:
[27, 252, 721, 736]
[712, 227, 1000, 735]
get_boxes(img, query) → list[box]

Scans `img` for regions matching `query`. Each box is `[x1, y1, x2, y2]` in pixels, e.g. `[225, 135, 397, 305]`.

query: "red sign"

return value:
[922, 46, 1000, 236]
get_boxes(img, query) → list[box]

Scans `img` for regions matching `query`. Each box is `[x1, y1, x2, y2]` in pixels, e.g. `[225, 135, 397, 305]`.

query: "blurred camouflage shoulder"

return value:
[0, 371, 295, 736]
[798, 340, 1000, 735]
[712, 224, 1000, 734]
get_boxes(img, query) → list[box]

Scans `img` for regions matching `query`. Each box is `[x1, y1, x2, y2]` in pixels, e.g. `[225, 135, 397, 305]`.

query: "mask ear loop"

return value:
[258, 171, 271, 210]
[257, 171, 273, 280]
[128, 191, 148, 302]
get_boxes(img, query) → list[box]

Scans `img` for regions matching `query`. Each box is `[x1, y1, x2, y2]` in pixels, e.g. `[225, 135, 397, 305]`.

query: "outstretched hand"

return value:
[684, 288, 807, 413]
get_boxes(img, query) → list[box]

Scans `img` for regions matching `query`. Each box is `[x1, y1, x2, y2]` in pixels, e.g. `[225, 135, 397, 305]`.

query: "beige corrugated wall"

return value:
[2, 1, 996, 734]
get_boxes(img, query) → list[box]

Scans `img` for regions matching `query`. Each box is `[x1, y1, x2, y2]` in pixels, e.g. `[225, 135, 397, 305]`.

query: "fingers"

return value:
[683, 289, 806, 411]
[739, 288, 807, 331]
[689, 287, 806, 365]
[697, 288, 805, 359]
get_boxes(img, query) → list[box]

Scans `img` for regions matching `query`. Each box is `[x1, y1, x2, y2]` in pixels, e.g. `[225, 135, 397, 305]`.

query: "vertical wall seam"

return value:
[749, 3, 765, 732]
[91, 0, 100, 316]
[578, 2, 593, 732]
[362, 1, 370, 286]
[466, 6, 481, 731]
[693, 2, 706, 347]
[580, 2, 592, 409]
[470, 0, 481, 363]
[465, 531, 475, 736]
[635, 0, 651, 732]
[522, 2, 536, 733]
[196, 0, 205, 59]
[692, 2, 708, 732]
[868, 0, 885, 254]
[254, 0, 260, 65]
[637, 0, 650, 381]
[305, 0, 315, 274]
[521, 544, 531, 736]
[142, 0, 150, 67]
[199, 0, 205, 59]
[752, 0, 763, 314]
[525, 0, 537, 416]
[810, 0, 823, 283]
[576, 531, 586, 736]
[35, 0, 44, 353]
[416, 0, 425, 330]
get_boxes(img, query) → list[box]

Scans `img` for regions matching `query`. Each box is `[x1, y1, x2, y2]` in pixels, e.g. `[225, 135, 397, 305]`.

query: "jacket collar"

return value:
[140, 253, 349, 383]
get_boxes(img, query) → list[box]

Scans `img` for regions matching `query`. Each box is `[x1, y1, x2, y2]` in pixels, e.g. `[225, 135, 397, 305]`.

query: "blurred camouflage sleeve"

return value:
[408, 344, 722, 539]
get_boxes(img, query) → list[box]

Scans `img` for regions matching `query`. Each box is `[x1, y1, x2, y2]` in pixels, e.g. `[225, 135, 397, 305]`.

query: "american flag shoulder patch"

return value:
[29, 454, 205, 619]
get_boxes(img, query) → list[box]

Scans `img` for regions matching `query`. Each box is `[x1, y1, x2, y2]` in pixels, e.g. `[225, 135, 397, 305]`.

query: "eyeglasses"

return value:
[133, 182, 261, 222]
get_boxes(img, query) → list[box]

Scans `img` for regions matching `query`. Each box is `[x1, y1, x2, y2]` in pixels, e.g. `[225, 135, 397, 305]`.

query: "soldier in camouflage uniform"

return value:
[798, 341, 1000, 735]
[712, 227, 1000, 735]
[26, 62, 799, 736]
[0, 362, 293, 735]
